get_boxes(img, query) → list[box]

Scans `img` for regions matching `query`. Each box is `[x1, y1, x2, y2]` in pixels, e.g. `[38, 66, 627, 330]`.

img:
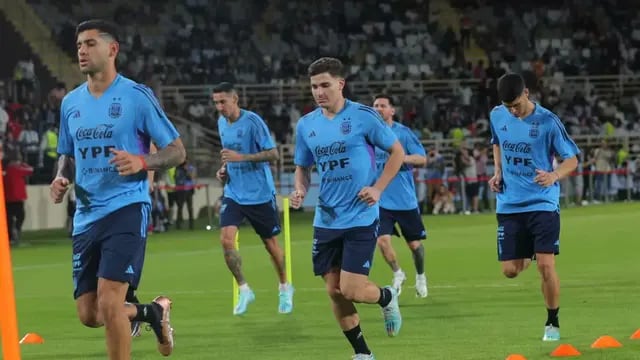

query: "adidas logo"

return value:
[125, 265, 135, 274]
[309, 130, 316, 138]
[362, 260, 370, 269]
[500, 125, 507, 131]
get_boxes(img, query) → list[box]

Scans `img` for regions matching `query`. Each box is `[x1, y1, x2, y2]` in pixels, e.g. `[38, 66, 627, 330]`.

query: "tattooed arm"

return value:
[221, 147, 279, 163]
[143, 138, 186, 170]
[55, 155, 75, 180]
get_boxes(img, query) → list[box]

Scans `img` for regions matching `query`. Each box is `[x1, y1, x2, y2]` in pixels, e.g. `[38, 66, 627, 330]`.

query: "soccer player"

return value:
[49, 19, 185, 359]
[212, 82, 294, 315]
[290, 57, 404, 360]
[372, 94, 428, 298]
[489, 73, 579, 342]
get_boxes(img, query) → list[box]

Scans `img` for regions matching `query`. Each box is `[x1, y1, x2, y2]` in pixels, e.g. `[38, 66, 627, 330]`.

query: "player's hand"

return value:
[534, 169, 559, 187]
[358, 186, 381, 206]
[216, 165, 228, 183]
[489, 172, 502, 192]
[50, 177, 70, 204]
[220, 149, 244, 162]
[289, 190, 305, 209]
[109, 149, 145, 176]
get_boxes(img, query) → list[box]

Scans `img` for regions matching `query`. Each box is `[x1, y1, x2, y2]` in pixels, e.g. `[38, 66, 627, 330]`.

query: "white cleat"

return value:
[391, 271, 406, 296]
[415, 275, 428, 298]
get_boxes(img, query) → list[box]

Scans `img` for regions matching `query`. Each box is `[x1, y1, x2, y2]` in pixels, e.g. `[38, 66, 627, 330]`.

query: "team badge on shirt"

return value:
[341, 119, 352, 135]
[109, 102, 122, 119]
[529, 121, 539, 138]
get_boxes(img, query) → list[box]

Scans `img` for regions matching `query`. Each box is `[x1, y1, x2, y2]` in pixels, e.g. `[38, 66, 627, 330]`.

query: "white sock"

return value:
[416, 273, 426, 281]
[239, 283, 250, 292]
[279, 283, 288, 291]
[394, 269, 404, 276]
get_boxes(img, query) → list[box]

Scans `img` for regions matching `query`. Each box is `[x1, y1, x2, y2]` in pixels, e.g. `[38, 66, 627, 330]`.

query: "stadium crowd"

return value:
[1, 0, 639, 216]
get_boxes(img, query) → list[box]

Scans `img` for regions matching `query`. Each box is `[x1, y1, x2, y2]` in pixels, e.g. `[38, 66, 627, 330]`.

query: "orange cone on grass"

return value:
[630, 329, 640, 339]
[550, 344, 581, 357]
[505, 354, 527, 360]
[19, 333, 44, 344]
[591, 335, 622, 349]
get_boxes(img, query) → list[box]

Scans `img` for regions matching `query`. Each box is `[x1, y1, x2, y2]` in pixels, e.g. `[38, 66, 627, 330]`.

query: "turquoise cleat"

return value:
[543, 325, 560, 341]
[381, 286, 402, 337]
[233, 288, 255, 316]
[352, 353, 375, 359]
[278, 285, 294, 314]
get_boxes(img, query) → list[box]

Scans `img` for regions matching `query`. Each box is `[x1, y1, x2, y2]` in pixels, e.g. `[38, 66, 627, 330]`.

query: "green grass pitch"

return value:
[8, 202, 640, 359]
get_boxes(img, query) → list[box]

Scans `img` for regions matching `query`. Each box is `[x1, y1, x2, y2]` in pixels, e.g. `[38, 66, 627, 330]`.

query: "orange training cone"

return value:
[550, 344, 581, 357]
[19, 333, 44, 344]
[591, 335, 622, 349]
[630, 329, 640, 339]
[505, 354, 527, 360]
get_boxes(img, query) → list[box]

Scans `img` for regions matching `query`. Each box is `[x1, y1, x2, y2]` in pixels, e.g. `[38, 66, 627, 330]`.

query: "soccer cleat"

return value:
[391, 271, 406, 296]
[381, 286, 402, 337]
[543, 325, 560, 341]
[278, 285, 294, 314]
[149, 296, 174, 356]
[233, 288, 256, 315]
[131, 320, 142, 337]
[352, 353, 375, 359]
[415, 275, 428, 298]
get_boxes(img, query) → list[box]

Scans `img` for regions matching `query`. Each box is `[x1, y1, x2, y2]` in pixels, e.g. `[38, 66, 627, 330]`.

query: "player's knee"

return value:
[77, 307, 101, 328]
[339, 283, 364, 302]
[326, 285, 343, 301]
[376, 237, 388, 248]
[96, 293, 122, 323]
[536, 262, 556, 279]
[408, 241, 422, 251]
[502, 267, 520, 278]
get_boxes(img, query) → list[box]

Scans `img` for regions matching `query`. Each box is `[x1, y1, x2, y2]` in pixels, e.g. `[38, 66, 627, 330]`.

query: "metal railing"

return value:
[160, 74, 640, 108]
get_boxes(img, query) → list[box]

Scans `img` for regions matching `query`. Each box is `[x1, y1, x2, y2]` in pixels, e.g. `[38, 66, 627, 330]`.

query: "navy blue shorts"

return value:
[312, 221, 379, 276]
[379, 207, 427, 241]
[72, 202, 150, 299]
[219, 197, 281, 240]
[496, 210, 560, 261]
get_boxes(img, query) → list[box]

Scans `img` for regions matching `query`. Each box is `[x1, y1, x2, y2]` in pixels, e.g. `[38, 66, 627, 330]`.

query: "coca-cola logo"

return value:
[314, 141, 347, 158]
[502, 140, 531, 154]
[76, 124, 115, 140]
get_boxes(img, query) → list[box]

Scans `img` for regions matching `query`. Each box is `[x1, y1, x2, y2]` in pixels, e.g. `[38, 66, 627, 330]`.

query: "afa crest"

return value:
[341, 119, 352, 135]
[529, 121, 539, 138]
[109, 102, 122, 119]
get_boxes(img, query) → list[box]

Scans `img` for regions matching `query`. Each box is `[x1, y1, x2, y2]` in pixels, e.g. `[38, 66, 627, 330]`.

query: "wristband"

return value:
[139, 156, 148, 170]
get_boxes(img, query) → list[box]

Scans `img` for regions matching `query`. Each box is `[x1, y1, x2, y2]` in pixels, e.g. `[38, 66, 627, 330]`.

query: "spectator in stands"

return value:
[432, 184, 455, 215]
[593, 140, 615, 201]
[455, 143, 479, 214]
[474, 143, 490, 211]
[18, 121, 39, 166]
[3, 149, 33, 246]
[175, 157, 197, 230]
[38, 123, 58, 177]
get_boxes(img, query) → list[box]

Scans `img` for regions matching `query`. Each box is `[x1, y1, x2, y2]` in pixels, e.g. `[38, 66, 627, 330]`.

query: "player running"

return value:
[489, 73, 579, 342]
[372, 94, 429, 298]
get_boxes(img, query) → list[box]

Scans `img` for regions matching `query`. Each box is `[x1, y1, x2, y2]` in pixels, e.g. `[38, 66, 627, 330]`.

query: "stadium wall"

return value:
[21, 182, 225, 231]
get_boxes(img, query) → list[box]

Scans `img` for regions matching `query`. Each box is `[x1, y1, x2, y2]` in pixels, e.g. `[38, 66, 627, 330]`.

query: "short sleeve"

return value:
[133, 84, 180, 149]
[403, 128, 426, 156]
[57, 98, 74, 156]
[359, 107, 397, 150]
[549, 115, 580, 159]
[250, 114, 276, 151]
[294, 121, 314, 167]
[489, 114, 500, 145]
